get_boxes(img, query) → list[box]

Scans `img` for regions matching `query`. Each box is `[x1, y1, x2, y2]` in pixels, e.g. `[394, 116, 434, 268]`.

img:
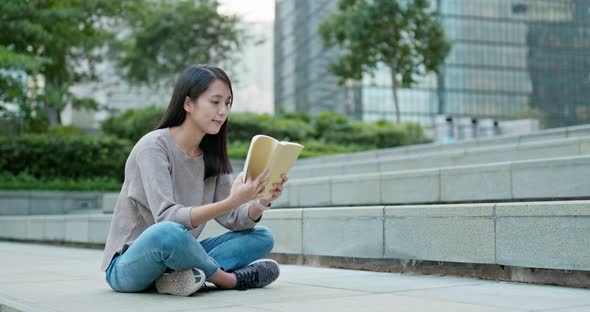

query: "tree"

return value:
[318, 0, 451, 123]
[0, 46, 43, 107]
[116, 0, 243, 85]
[0, 0, 244, 130]
[0, 0, 139, 128]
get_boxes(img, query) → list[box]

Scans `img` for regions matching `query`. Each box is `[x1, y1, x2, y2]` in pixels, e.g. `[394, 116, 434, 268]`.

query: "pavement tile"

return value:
[280, 266, 493, 293]
[398, 282, 590, 311]
[0, 242, 588, 312]
[246, 292, 520, 312]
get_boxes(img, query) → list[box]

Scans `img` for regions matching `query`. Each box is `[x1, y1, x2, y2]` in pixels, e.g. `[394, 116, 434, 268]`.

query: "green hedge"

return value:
[228, 113, 315, 142]
[47, 125, 87, 136]
[298, 140, 367, 158]
[101, 107, 164, 143]
[101, 109, 317, 144]
[0, 173, 121, 191]
[0, 110, 431, 190]
[323, 121, 429, 148]
[101, 109, 430, 150]
[0, 134, 132, 181]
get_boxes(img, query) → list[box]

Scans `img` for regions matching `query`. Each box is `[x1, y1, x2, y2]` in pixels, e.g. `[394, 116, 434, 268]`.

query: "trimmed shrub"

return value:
[48, 125, 86, 136]
[226, 113, 273, 142]
[99, 107, 430, 158]
[310, 111, 351, 139]
[298, 140, 366, 158]
[402, 121, 430, 145]
[227, 140, 251, 159]
[0, 134, 132, 181]
[228, 113, 314, 142]
[101, 107, 165, 142]
[101, 109, 315, 143]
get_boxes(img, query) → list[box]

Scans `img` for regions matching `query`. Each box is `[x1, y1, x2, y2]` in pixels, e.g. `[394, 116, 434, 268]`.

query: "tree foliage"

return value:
[0, 46, 43, 106]
[0, 0, 244, 130]
[0, 0, 136, 128]
[318, 0, 451, 122]
[116, 0, 243, 85]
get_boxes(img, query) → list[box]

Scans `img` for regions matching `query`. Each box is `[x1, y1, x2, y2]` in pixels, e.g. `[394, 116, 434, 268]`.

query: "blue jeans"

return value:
[105, 221, 274, 292]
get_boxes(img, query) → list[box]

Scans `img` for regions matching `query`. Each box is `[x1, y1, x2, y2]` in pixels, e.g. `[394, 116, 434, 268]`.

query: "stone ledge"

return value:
[291, 135, 590, 179]
[1, 201, 589, 272]
[294, 124, 590, 167]
[0, 191, 110, 216]
[280, 155, 590, 207]
[269, 254, 590, 289]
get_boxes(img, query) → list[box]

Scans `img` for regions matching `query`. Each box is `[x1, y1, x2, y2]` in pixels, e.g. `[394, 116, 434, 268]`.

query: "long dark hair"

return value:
[156, 65, 233, 179]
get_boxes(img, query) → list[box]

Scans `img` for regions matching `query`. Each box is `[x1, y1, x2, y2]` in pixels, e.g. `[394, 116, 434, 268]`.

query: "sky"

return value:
[218, 0, 275, 22]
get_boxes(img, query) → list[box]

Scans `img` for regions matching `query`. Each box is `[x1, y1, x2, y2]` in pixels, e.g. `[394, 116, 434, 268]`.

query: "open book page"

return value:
[243, 135, 275, 183]
[243, 135, 304, 200]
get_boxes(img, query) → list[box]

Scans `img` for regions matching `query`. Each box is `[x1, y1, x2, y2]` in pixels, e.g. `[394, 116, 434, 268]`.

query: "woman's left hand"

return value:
[258, 174, 288, 207]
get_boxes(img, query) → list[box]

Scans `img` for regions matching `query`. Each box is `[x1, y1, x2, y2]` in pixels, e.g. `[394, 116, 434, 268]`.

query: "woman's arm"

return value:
[193, 169, 270, 228]
[189, 195, 242, 228]
[132, 143, 268, 229]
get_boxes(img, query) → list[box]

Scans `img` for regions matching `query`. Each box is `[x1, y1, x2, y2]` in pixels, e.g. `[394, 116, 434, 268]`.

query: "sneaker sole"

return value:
[156, 268, 206, 296]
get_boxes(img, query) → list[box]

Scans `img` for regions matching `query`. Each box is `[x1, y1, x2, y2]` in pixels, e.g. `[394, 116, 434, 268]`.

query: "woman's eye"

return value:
[212, 101, 219, 104]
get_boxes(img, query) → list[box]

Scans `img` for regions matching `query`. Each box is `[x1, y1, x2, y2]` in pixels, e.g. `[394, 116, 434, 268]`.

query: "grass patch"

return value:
[0, 173, 121, 191]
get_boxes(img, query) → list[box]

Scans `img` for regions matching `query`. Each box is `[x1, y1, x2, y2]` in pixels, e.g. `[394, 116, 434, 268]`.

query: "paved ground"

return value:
[1, 242, 590, 312]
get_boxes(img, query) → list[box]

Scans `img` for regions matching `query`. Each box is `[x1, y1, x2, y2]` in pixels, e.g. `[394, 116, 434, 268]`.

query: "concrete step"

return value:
[275, 155, 590, 207]
[1, 200, 589, 273]
[0, 191, 119, 216]
[290, 135, 590, 179]
[295, 124, 590, 167]
[0, 190, 106, 216]
[66, 208, 102, 215]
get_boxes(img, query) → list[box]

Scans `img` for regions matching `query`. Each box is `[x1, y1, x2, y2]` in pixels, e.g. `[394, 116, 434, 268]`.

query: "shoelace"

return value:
[235, 266, 259, 290]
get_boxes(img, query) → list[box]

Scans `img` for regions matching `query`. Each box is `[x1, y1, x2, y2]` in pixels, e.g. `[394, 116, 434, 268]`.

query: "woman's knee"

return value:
[145, 221, 189, 249]
[252, 225, 274, 251]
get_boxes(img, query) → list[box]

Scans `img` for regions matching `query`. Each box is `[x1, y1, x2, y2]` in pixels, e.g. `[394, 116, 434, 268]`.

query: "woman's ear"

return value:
[183, 96, 193, 112]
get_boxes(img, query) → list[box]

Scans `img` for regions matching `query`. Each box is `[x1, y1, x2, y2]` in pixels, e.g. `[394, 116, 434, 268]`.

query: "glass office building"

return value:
[274, 0, 357, 117]
[274, 0, 590, 127]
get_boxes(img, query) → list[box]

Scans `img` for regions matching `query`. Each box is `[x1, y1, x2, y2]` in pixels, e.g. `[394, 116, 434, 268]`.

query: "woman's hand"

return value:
[258, 174, 288, 207]
[229, 168, 270, 206]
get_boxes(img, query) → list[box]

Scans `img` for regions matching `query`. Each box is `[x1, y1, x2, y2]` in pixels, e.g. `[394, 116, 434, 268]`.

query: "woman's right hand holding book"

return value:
[229, 168, 270, 206]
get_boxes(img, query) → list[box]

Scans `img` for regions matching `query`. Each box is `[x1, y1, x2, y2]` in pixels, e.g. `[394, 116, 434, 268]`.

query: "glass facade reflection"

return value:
[274, 0, 354, 116]
[274, 0, 590, 127]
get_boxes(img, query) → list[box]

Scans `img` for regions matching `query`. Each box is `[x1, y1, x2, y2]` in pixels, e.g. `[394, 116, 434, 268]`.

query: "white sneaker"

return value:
[155, 268, 206, 296]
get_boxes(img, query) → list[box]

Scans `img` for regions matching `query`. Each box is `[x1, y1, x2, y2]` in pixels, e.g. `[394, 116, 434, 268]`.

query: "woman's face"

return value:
[186, 79, 232, 135]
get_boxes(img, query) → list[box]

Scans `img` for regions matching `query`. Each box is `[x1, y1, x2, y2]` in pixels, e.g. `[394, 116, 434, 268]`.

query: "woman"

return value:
[101, 65, 286, 296]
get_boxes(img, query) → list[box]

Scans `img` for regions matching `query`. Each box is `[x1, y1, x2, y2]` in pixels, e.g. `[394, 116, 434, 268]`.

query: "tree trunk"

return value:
[45, 82, 64, 126]
[56, 108, 62, 125]
[389, 64, 401, 123]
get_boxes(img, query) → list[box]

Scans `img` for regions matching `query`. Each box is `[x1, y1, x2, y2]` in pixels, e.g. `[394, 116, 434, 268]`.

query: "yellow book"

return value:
[243, 134, 304, 200]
